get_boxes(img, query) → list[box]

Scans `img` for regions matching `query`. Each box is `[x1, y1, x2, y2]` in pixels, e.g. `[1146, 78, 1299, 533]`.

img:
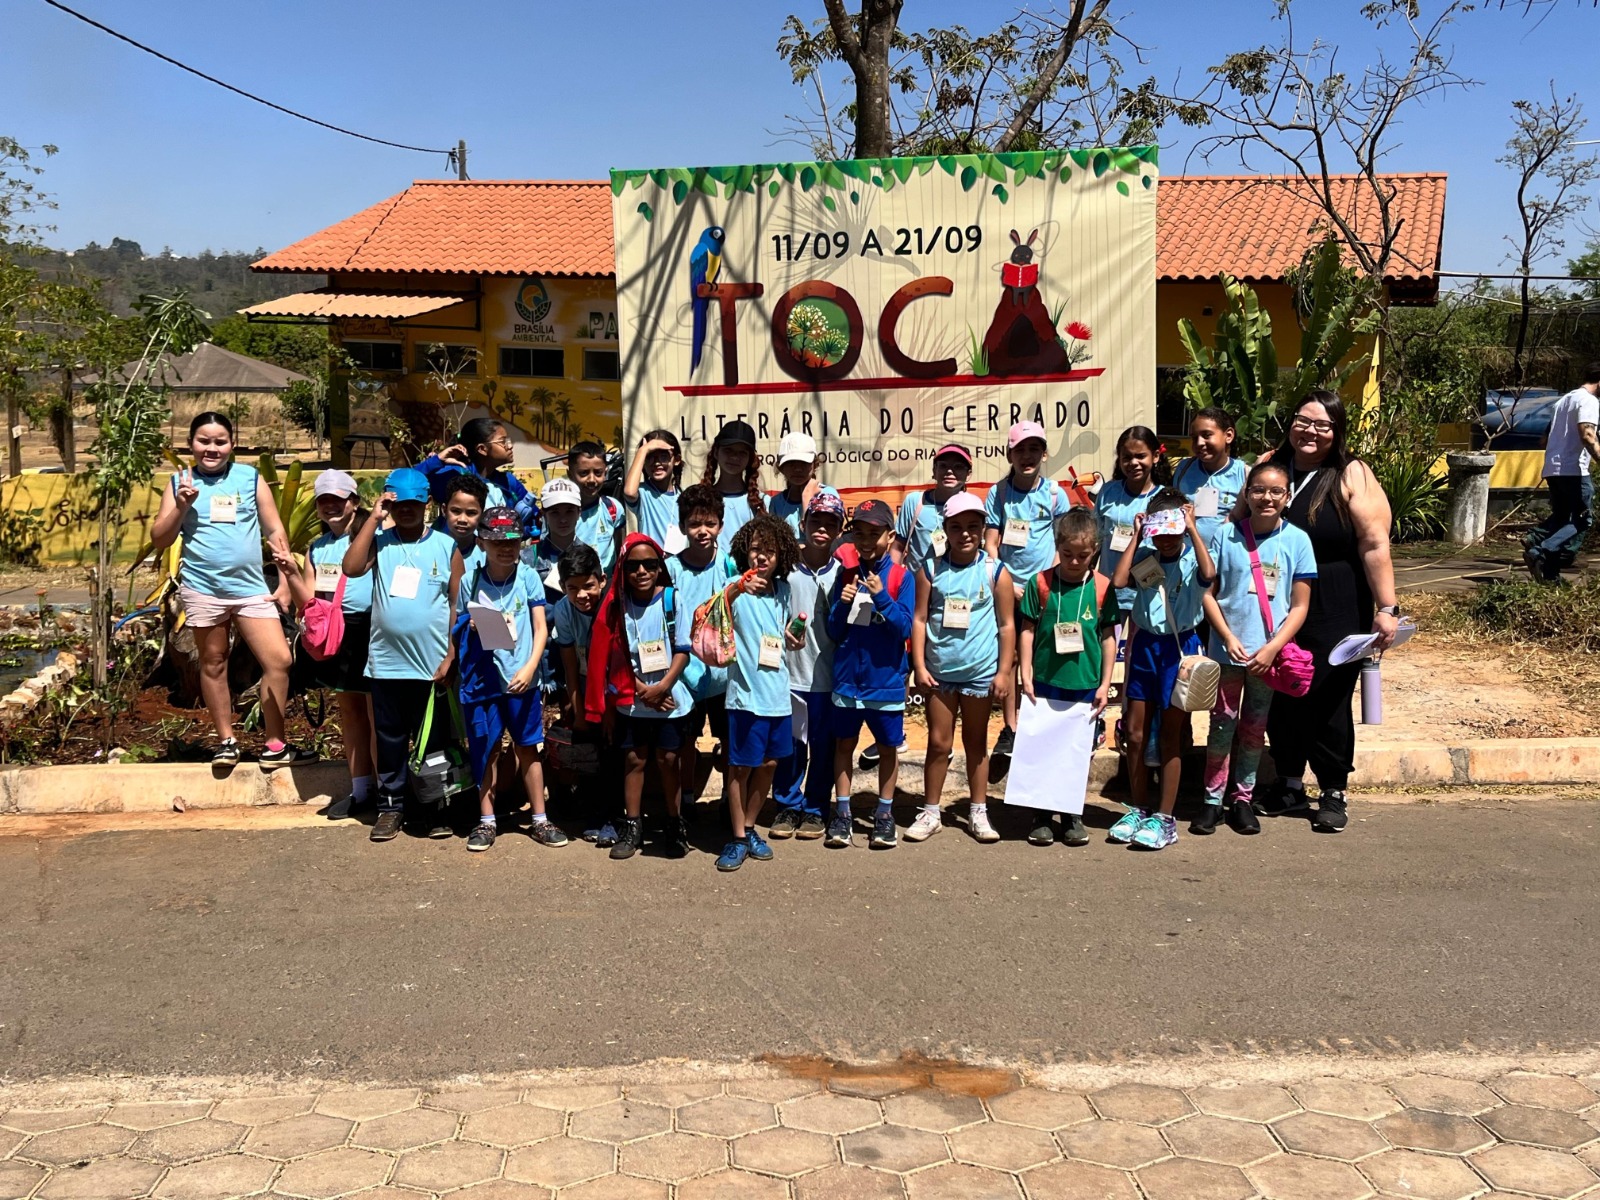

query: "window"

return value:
[341, 340, 404, 371]
[582, 349, 620, 381]
[499, 346, 565, 378]
[414, 343, 478, 376]
[1156, 366, 1189, 438]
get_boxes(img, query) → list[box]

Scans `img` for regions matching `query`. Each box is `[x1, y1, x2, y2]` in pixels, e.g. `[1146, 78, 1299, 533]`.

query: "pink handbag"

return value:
[301, 573, 347, 661]
[1241, 522, 1314, 697]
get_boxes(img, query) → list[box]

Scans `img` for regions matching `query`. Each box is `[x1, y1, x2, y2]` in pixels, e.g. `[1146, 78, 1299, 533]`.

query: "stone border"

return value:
[0, 649, 77, 723]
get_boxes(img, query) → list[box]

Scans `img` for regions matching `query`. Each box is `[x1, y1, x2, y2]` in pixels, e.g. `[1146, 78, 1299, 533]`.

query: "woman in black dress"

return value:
[1258, 391, 1400, 832]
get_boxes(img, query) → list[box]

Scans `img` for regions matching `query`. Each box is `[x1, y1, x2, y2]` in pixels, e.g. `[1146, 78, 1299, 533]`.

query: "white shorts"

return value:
[180, 586, 279, 628]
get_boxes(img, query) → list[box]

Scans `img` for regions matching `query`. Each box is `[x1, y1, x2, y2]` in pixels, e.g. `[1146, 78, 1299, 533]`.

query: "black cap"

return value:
[715, 420, 757, 449]
[851, 498, 894, 527]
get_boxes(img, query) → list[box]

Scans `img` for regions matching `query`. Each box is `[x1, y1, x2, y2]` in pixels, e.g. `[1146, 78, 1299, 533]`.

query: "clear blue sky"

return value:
[3, 0, 1595, 275]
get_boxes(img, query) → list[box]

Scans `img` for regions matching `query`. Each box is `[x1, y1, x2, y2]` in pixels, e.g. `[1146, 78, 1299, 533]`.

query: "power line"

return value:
[39, 0, 465, 174]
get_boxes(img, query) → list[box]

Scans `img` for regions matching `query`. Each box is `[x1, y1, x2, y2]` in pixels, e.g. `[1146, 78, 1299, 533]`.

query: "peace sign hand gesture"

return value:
[174, 468, 199, 509]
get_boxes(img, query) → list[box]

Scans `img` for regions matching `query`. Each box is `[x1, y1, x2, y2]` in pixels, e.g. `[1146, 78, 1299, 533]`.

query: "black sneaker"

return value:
[796, 814, 826, 840]
[370, 811, 403, 842]
[1229, 799, 1262, 835]
[212, 739, 241, 766]
[661, 816, 690, 859]
[1254, 781, 1308, 817]
[857, 743, 881, 770]
[825, 812, 853, 848]
[1312, 791, 1349, 833]
[1062, 813, 1089, 846]
[993, 725, 1016, 759]
[1190, 804, 1222, 835]
[529, 819, 569, 847]
[769, 809, 802, 839]
[1027, 819, 1056, 847]
[467, 821, 497, 852]
[427, 820, 454, 839]
[609, 817, 643, 859]
[870, 811, 898, 849]
[260, 744, 316, 770]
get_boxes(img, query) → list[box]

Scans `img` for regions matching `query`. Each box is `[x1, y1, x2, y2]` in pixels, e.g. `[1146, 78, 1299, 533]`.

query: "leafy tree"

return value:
[1567, 236, 1600, 301]
[208, 314, 328, 378]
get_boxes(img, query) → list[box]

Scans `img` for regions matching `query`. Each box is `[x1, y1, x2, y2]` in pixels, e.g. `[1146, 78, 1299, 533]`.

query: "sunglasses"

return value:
[626, 558, 665, 571]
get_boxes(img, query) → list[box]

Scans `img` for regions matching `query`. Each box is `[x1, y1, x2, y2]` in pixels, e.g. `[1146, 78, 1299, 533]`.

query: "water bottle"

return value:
[787, 613, 808, 639]
[1360, 658, 1383, 725]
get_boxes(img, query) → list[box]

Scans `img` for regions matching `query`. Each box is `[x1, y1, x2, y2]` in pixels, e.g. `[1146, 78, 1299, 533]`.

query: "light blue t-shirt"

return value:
[895, 489, 960, 572]
[767, 490, 806, 538]
[717, 490, 757, 554]
[786, 558, 840, 693]
[1174, 456, 1248, 550]
[727, 581, 793, 717]
[616, 589, 693, 720]
[457, 559, 546, 693]
[1128, 545, 1207, 636]
[520, 537, 571, 601]
[1095, 478, 1160, 611]
[1207, 519, 1318, 662]
[367, 527, 456, 680]
[176, 462, 268, 600]
[626, 484, 681, 548]
[549, 595, 594, 684]
[924, 555, 1003, 686]
[983, 475, 1070, 580]
[309, 528, 373, 614]
[576, 496, 626, 573]
[668, 550, 740, 700]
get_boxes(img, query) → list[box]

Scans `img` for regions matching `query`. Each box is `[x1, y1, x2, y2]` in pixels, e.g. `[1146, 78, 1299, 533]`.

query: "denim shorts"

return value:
[932, 678, 992, 699]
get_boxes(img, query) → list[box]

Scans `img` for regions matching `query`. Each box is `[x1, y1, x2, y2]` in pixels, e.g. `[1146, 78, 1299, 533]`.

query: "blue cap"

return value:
[384, 468, 430, 504]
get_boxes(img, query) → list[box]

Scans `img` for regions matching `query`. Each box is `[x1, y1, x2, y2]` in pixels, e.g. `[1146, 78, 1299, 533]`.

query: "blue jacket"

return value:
[825, 560, 913, 703]
[418, 454, 540, 535]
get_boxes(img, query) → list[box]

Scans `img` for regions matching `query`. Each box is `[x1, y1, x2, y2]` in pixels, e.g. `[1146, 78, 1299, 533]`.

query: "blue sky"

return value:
[3, 0, 1595, 274]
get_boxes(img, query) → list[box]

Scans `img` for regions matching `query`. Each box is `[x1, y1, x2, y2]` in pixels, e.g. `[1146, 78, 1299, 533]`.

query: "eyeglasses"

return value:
[1290, 416, 1335, 434]
[485, 436, 513, 448]
[1247, 486, 1289, 498]
[625, 559, 664, 572]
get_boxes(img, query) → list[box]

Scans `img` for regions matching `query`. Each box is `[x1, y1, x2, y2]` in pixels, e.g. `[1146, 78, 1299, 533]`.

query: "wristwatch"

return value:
[1376, 604, 1401, 617]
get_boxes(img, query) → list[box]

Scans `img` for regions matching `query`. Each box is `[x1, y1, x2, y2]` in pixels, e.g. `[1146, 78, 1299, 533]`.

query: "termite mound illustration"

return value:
[981, 228, 1069, 377]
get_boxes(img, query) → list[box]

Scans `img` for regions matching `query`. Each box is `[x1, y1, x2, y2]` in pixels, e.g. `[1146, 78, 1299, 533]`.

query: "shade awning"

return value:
[239, 289, 473, 320]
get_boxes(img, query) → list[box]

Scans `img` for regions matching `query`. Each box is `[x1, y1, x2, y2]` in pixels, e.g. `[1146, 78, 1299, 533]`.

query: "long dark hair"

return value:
[1110, 425, 1172, 487]
[700, 429, 766, 515]
[1270, 389, 1353, 526]
[640, 427, 685, 490]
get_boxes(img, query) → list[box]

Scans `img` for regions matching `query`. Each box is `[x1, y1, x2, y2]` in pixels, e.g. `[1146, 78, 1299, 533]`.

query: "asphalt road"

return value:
[2, 795, 1596, 1083]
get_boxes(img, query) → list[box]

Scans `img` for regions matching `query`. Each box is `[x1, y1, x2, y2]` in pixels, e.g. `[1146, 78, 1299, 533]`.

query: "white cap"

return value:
[540, 477, 581, 508]
[777, 432, 818, 465]
[312, 469, 359, 499]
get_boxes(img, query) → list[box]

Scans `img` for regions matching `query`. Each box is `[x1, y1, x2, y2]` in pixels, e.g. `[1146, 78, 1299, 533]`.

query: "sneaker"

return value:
[796, 814, 827, 839]
[715, 840, 749, 871]
[870, 811, 898, 849]
[1253, 781, 1307, 817]
[530, 820, 569, 847]
[212, 739, 240, 766]
[904, 809, 943, 842]
[1108, 807, 1146, 843]
[370, 811, 403, 842]
[260, 744, 316, 769]
[662, 817, 690, 859]
[325, 794, 354, 820]
[969, 809, 1000, 843]
[609, 817, 643, 860]
[1191, 804, 1222, 836]
[467, 821, 497, 852]
[769, 809, 802, 839]
[593, 822, 619, 848]
[1312, 791, 1349, 833]
[1228, 799, 1262, 835]
[992, 725, 1016, 759]
[825, 813, 854, 848]
[745, 829, 774, 861]
[857, 743, 881, 770]
[1131, 813, 1179, 850]
[1027, 818, 1056, 846]
[427, 821, 453, 840]
[1062, 813, 1089, 846]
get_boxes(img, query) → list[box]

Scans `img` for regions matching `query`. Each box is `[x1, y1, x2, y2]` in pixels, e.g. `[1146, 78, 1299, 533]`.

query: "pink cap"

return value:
[1008, 420, 1048, 449]
[941, 492, 986, 521]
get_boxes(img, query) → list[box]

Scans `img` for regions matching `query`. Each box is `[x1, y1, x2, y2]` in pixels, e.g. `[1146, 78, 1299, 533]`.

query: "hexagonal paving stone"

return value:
[20, 1123, 138, 1165]
[351, 1107, 457, 1152]
[151, 1153, 278, 1200]
[521, 1084, 622, 1112]
[425, 1088, 522, 1114]
[1163, 1115, 1280, 1166]
[1359, 1148, 1486, 1200]
[1272, 1111, 1388, 1161]
[313, 1090, 422, 1122]
[1490, 1074, 1598, 1113]
[1472, 1143, 1599, 1198]
[679, 1096, 778, 1138]
[209, 1096, 315, 1126]
[1388, 1076, 1500, 1116]
[1190, 1084, 1301, 1124]
[390, 1140, 504, 1191]
[829, 1074, 918, 1101]
[883, 1091, 987, 1134]
[726, 1079, 821, 1104]
[568, 1100, 671, 1145]
[241, 1113, 352, 1160]
[561, 1175, 667, 1200]
[449, 1184, 553, 1200]
[1056, 1118, 1170, 1170]
[841, 1124, 950, 1174]
[949, 1121, 1058, 1172]
[35, 1157, 163, 1200]
[503, 1136, 615, 1188]
[987, 1089, 1094, 1132]
[732, 1127, 836, 1178]
[617, 1131, 726, 1183]
[1479, 1105, 1599, 1150]
[1089, 1084, 1193, 1127]
[273, 1146, 394, 1199]
[626, 1084, 723, 1108]
[1292, 1080, 1401, 1123]
[1373, 1109, 1494, 1155]
[460, 1104, 565, 1148]
[1246, 1153, 1375, 1200]
[129, 1118, 245, 1164]
[0, 1109, 108, 1134]
[676, 1169, 790, 1198]
[1137, 1157, 1254, 1200]
[793, 1163, 905, 1199]
[1019, 1158, 1139, 1199]
[0, 1161, 48, 1200]
[905, 1162, 1020, 1199]
[105, 1102, 211, 1131]
[0, 1128, 22, 1158]
[782, 1094, 883, 1136]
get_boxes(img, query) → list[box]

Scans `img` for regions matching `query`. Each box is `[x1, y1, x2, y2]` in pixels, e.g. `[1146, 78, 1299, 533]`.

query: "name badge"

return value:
[389, 564, 421, 600]
[543, 562, 562, 593]
[1250, 562, 1281, 599]
[1193, 487, 1219, 518]
[1110, 524, 1134, 552]
[314, 562, 341, 592]
[759, 634, 783, 668]
[1054, 621, 1085, 653]
[848, 588, 875, 625]
[638, 638, 669, 673]
[1002, 517, 1030, 548]
[942, 596, 972, 629]
[209, 494, 237, 524]
[930, 529, 948, 558]
[1131, 555, 1165, 589]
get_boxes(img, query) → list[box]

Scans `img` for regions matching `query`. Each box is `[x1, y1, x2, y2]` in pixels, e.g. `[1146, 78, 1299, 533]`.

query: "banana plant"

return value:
[1177, 273, 1280, 453]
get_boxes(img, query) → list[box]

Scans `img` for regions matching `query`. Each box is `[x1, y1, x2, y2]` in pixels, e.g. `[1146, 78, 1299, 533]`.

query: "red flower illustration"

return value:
[1064, 321, 1092, 340]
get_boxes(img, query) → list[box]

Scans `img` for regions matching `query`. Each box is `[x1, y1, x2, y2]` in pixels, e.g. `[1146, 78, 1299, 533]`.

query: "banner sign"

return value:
[610, 148, 1156, 495]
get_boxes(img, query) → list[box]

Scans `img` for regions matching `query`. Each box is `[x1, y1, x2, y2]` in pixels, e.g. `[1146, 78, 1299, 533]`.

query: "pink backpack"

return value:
[301, 574, 347, 661]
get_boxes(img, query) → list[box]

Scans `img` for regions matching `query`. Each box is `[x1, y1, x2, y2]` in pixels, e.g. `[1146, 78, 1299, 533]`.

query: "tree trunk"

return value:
[6, 389, 19, 478]
[58, 369, 76, 473]
[93, 506, 110, 688]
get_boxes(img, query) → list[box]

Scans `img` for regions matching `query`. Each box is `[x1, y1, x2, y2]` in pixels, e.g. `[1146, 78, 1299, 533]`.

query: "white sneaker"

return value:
[905, 808, 943, 841]
[969, 809, 1000, 843]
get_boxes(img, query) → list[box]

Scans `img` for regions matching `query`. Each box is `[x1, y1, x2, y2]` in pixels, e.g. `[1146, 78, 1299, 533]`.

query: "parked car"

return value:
[1476, 387, 1560, 451]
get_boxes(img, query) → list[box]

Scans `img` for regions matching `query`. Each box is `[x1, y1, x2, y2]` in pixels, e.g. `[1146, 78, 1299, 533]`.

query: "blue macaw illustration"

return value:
[689, 225, 726, 373]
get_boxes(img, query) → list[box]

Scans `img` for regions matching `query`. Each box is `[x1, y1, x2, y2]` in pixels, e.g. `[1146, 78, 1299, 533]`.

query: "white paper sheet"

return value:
[466, 602, 517, 651]
[1005, 698, 1097, 814]
[790, 691, 809, 745]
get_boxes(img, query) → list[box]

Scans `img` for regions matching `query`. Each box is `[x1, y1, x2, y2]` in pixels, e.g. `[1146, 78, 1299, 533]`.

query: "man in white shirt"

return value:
[1526, 362, 1600, 581]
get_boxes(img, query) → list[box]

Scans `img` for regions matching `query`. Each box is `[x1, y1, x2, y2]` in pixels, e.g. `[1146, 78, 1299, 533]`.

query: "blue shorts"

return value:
[465, 692, 545, 782]
[1125, 626, 1201, 705]
[831, 704, 905, 748]
[727, 710, 794, 768]
[616, 713, 689, 753]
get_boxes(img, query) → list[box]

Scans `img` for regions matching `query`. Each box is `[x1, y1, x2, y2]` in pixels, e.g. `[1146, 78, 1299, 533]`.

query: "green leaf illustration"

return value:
[650, 169, 669, 189]
[822, 194, 837, 212]
[960, 165, 978, 191]
[1059, 166, 1072, 183]
[1093, 151, 1111, 177]
[800, 165, 817, 191]
[1069, 149, 1092, 169]
[610, 176, 625, 196]
[850, 190, 860, 205]
[1116, 180, 1130, 196]
[1142, 175, 1153, 190]
[983, 157, 1009, 184]
[637, 202, 654, 222]
[992, 184, 1009, 203]
[937, 155, 957, 176]
[769, 180, 781, 198]
[672, 180, 688, 205]
[893, 159, 914, 183]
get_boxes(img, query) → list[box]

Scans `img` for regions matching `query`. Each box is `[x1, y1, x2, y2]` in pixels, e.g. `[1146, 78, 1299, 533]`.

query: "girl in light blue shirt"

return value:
[623, 428, 685, 551]
[1173, 407, 1248, 552]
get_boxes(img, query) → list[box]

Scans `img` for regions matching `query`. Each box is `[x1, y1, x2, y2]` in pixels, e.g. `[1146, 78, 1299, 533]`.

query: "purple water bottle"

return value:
[1360, 658, 1383, 725]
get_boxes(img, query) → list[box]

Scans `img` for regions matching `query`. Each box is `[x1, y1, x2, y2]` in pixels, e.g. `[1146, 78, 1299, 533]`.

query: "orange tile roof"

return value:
[1156, 173, 1446, 284]
[251, 180, 614, 276]
[239, 289, 471, 319]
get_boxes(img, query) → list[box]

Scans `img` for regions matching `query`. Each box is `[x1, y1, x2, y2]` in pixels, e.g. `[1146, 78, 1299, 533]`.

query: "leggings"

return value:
[1203, 666, 1274, 805]
[1265, 659, 1361, 792]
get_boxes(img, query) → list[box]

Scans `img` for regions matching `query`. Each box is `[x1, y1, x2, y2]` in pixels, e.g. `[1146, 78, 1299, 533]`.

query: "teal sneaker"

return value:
[1108, 807, 1146, 843]
[715, 840, 749, 872]
[1132, 813, 1179, 850]
[745, 829, 774, 861]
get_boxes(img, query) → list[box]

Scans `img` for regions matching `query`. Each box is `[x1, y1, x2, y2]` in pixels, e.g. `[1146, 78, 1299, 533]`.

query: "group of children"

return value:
[159, 402, 1323, 867]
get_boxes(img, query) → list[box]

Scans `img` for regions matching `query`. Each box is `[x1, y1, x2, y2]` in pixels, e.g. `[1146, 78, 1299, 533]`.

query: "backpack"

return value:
[1035, 569, 1110, 622]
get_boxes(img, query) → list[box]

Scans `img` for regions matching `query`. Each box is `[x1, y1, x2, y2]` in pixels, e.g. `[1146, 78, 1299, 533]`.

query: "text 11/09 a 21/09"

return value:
[771, 226, 983, 262]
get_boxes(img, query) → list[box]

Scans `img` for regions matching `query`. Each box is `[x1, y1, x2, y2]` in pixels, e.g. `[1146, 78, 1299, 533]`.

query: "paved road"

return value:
[2, 796, 1596, 1083]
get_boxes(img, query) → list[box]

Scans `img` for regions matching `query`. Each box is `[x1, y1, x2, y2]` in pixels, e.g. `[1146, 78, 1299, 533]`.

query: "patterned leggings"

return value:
[1203, 665, 1275, 805]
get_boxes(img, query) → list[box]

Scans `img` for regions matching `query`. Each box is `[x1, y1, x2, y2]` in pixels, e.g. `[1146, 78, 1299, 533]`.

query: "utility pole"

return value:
[457, 140, 468, 181]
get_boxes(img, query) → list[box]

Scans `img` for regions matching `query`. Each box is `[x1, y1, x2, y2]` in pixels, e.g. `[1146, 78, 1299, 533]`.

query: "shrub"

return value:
[1464, 577, 1600, 654]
